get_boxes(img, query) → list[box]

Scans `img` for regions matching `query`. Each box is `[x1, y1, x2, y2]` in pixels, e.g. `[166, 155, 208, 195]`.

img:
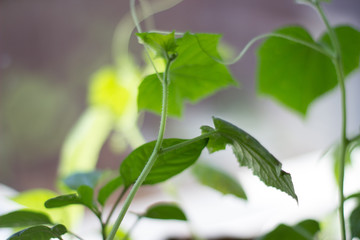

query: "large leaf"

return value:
[257, 219, 320, 240]
[257, 25, 360, 116]
[97, 176, 123, 206]
[138, 32, 237, 117]
[192, 163, 247, 200]
[350, 205, 360, 238]
[141, 203, 187, 221]
[7, 224, 67, 240]
[0, 210, 52, 228]
[202, 117, 297, 201]
[120, 138, 208, 187]
[63, 171, 103, 190]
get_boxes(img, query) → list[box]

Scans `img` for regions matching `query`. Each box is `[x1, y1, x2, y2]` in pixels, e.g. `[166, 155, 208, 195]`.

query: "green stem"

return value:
[106, 57, 174, 240]
[105, 187, 129, 226]
[313, 2, 348, 239]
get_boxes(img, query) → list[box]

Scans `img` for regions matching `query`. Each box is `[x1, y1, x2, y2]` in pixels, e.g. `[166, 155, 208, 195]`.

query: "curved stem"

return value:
[106, 57, 174, 240]
[313, 2, 348, 239]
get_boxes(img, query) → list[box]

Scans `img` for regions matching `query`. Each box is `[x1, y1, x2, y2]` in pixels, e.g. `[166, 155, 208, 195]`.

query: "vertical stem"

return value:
[314, 2, 348, 239]
[106, 57, 174, 240]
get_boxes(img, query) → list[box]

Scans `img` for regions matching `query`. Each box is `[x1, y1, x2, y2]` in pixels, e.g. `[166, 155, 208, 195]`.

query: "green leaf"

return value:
[0, 210, 52, 228]
[64, 170, 103, 190]
[320, 26, 360, 77]
[350, 205, 360, 238]
[192, 163, 247, 200]
[120, 138, 208, 187]
[258, 219, 320, 240]
[98, 176, 123, 206]
[7, 224, 67, 240]
[137, 31, 177, 59]
[204, 117, 297, 201]
[141, 203, 187, 221]
[257, 26, 336, 115]
[138, 32, 237, 117]
[77, 185, 96, 210]
[45, 194, 82, 209]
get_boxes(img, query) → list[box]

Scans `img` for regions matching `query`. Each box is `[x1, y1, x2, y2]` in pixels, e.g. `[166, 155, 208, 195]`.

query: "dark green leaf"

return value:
[138, 32, 237, 117]
[0, 210, 52, 228]
[98, 176, 123, 206]
[77, 185, 96, 210]
[350, 205, 360, 238]
[257, 26, 336, 115]
[192, 163, 247, 200]
[204, 117, 297, 201]
[7, 224, 67, 240]
[201, 125, 227, 153]
[142, 203, 187, 221]
[45, 194, 81, 209]
[63, 170, 103, 190]
[120, 138, 208, 187]
[258, 219, 320, 240]
[320, 25, 360, 77]
[137, 31, 177, 59]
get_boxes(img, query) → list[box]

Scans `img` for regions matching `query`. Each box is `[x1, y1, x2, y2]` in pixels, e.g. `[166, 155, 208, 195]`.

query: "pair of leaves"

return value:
[137, 32, 237, 117]
[257, 25, 360, 115]
[258, 219, 320, 240]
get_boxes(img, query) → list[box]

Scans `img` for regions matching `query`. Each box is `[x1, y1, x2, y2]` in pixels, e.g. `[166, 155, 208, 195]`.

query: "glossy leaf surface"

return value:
[7, 224, 67, 240]
[192, 163, 247, 200]
[120, 138, 208, 186]
[203, 117, 297, 201]
[138, 32, 236, 117]
[0, 210, 52, 228]
[142, 203, 187, 221]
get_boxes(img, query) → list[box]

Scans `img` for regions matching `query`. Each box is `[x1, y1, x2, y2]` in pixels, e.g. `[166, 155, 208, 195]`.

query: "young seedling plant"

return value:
[1, 0, 360, 239]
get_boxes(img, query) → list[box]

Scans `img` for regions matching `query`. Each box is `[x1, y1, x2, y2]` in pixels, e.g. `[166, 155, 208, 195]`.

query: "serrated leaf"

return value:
[258, 219, 320, 240]
[98, 176, 123, 206]
[120, 138, 208, 187]
[350, 205, 360, 238]
[192, 163, 247, 200]
[205, 117, 297, 201]
[0, 210, 52, 228]
[64, 171, 103, 190]
[137, 31, 177, 59]
[7, 224, 67, 240]
[141, 203, 187, 221]
[138, 32, 237, 117]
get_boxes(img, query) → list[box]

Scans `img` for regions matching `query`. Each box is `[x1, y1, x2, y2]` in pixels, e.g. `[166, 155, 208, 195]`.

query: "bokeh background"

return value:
[1, 0, 359, 196]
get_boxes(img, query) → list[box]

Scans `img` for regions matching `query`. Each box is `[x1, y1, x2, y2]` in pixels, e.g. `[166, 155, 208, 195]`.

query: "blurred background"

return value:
[1, 2, 360, 238]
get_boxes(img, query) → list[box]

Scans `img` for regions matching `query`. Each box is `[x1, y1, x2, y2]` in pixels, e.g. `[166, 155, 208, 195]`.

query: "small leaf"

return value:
[141, 203, 187, 221]
[350, 205, 360, 238]
[120, 138, 208, 187]
[137, 31, 177, 59]
[192, 163, 247, 200]
[204, 117, 297, 201]
[45, 194, 81, 209]
[258, 219, 320, 240]
[98, 176, 123, 206]
[7, 224, 67, 240]
[138, 32, 236, 117]
[63, 170, 103, 190]
[0, 210, 52, 228]
[77, 185, 96, 211]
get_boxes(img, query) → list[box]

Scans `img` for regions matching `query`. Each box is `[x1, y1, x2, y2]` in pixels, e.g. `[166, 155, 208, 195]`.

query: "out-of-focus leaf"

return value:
[137, 31, 177, 59]
[7, 224, 67, 240]
[203, 117, 297, 201]
[138, 32, 237, 117]
[141, 203, 187, 221]
[0, 210, 52, 228]
[64, 171, 103, 190]
[120, 138, 208, 187]
[98, 176, 123, 206]
[192, 163, 247, 200]
[350, 205, 360, 238]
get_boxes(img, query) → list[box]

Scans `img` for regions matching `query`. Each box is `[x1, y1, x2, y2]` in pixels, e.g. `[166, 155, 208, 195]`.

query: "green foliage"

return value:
[98, 176, 123, 206]
[202, 117, 297, 201]
[138, 32, 237, 117]
[64, 171, 103, 190]
[257, 25, 360, 115]
[0, 210, 52, 228]
[258, 219, 320, 240]
[350, 205, 360, 238]
[192, 163, 247, 200]
[141, 203, 187, 221]
[120, 138, 208, 187]
[137, 31, 177, 59]
[7, 224, 67, 240]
